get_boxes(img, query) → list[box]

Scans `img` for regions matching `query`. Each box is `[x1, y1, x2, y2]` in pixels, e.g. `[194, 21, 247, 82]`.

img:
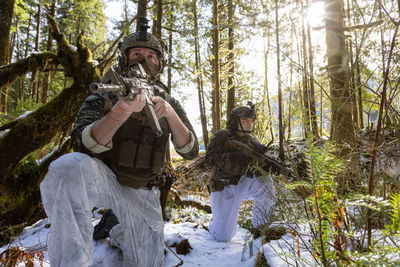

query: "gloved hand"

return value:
[253, 142, 267, 154]
[262, 162, 280, 175]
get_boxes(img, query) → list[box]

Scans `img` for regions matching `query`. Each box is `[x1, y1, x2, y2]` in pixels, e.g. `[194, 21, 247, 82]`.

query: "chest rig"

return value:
[209, 131, 263, 192]
[96, 92, 171, 189]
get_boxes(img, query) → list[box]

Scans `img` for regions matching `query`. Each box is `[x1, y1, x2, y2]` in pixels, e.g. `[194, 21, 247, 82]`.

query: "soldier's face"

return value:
[128, 47, 159, 66]
[239, 117, 255, 132]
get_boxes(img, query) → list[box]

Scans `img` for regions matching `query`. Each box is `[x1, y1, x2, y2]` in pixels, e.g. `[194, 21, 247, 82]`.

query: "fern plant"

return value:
[386, 193, 400, 235]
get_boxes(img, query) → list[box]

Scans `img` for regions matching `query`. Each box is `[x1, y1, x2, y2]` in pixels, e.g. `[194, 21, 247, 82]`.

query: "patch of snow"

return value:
[0, 129, 9, 138]
[181, 194, 210, 206]
[16, 110, 34, 120]
[36, 137, 71, 165]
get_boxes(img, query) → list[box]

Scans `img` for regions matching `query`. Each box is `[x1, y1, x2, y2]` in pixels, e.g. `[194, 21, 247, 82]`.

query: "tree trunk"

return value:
[275, 0, 284, 160]
[136, 0, 147, 30]
[226, 0, 235, 119]
[29, 2, 42, 101]
[152, 0, 162, 38]
[324, 0, 355, 144]
[41, 0, 57, 104]
[193, 0, 209, 146]
[0, 0, 15, 114]
[346, 0, 358, 129]
[288, 14, 294, 140]
[14, 16, 25, 103]
[301, 0, 310, 138]
[263, 10, 273, 142]
[356, 52, 363, 128]
[124, 0, 129, 23]
[306, 0, 319, 138]
[212, 0, 221, 133]
[25, 13, 32, 58]
[167, 30, 172, 90]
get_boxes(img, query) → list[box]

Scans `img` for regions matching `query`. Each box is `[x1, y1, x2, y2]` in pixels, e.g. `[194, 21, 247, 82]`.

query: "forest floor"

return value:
[1, 129, 400, 266]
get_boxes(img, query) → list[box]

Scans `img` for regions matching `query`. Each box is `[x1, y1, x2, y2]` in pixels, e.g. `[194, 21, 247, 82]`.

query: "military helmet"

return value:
[119, 32, 167, 73]
[227, 102, 256, 131]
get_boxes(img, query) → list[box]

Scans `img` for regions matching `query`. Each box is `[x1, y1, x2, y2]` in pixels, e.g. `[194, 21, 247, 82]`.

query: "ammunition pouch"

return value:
[96, 115, 170, 189]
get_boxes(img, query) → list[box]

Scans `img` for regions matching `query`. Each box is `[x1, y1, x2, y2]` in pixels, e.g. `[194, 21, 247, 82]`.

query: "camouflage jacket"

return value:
[205, 129, 266, 185]
[71, 80, 199, 162]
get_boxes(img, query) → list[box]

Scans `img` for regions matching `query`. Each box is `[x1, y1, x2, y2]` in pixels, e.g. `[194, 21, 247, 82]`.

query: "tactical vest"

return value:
[95, 94, 171, 189]
[208, 131, 263, 192]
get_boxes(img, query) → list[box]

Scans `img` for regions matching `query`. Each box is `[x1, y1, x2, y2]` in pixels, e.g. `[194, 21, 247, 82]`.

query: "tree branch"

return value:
[0, 52, 57, 89]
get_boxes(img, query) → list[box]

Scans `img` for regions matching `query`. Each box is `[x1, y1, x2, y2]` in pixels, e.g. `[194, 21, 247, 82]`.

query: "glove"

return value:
[262, 162, 280, 175]
[252, 142, 267, 154]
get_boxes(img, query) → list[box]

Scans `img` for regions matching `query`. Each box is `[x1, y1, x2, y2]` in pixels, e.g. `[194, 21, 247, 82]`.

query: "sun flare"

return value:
[304, 1, 325, 27]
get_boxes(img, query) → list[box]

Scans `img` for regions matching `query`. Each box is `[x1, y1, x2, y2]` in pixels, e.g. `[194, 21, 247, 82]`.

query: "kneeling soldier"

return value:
[40, 26, 198, 267]
[205, 103, 280, 242]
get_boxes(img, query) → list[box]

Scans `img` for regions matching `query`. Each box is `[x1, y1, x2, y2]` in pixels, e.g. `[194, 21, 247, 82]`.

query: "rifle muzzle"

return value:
[90, 83, 125, 94]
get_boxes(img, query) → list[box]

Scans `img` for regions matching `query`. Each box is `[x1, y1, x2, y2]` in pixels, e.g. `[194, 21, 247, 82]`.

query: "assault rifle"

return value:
[90, 64, 163, 136]
[223, 139, 293, 178]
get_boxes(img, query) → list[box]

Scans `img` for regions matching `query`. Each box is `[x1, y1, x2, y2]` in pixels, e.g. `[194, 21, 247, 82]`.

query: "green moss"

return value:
[261, 226, 286, 243]
[254, 252, 270, 267]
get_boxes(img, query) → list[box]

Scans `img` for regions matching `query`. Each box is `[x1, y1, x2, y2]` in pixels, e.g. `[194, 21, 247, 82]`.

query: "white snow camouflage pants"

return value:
[40, 152, 164, 267]
[209, 175, 276, 242]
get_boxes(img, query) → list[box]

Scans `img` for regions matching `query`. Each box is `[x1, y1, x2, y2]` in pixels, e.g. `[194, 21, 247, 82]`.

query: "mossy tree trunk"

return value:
[0, 15, 105, 200]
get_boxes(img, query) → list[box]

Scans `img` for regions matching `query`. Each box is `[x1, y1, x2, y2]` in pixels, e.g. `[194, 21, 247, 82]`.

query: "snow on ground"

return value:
[2, 206, 398, 266]
[0, 213, 261, 267]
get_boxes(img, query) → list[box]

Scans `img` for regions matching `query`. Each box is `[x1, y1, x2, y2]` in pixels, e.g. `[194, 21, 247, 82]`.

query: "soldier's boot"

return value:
[93, 209, 119, 241]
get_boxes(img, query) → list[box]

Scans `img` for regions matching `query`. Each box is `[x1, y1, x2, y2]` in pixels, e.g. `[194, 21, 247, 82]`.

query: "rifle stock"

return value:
[223, 139, 292, 177]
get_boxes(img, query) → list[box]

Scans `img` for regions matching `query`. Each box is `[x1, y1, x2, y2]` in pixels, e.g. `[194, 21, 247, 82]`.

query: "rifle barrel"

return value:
[90, 83, 125, 93]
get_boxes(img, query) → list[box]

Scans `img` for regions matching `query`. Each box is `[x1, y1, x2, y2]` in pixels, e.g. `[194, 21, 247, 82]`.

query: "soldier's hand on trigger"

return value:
[151, 96, 175, 119]
[115, 89, 147, 115]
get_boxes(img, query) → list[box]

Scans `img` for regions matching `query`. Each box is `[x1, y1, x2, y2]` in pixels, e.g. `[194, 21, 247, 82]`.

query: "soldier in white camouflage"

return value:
[205, 103, 276, 242]
[40, 28, 199, 267]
